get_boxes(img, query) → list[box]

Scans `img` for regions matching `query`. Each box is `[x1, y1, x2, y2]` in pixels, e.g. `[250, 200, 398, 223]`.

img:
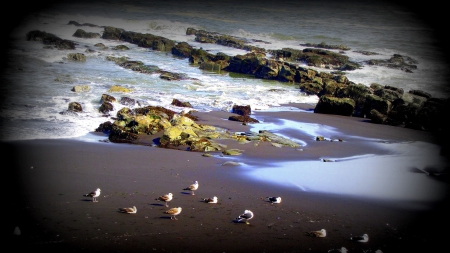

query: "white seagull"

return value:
[305, 229, 327, 237]
[350, 233, 369, 242]
[164, 207, 182, 220]
[183, 181, 199, 195]
[328, 247, 348, 253]
[83, 188, 101, 202]
[119, 206, 137, 214]
[235, 210, 254, 224]
[266, 196, 282, 204]
[202, 196, 218, 203]
[155, 193, 173, 207]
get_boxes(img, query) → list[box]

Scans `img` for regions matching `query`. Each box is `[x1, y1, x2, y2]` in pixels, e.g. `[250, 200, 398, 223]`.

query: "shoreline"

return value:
[5, 107, 449, 252]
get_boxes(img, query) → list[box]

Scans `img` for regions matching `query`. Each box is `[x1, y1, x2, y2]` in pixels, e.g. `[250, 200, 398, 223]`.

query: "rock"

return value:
[68, 102, 82, 112]
[67, 53, 86, 61]
[314, 95, 355, 116]
[232, 104, 251, 116]
[26, 30, 76, 49]
[99, 102, 114, 114]
[108, 85, 132, 93]
[72, 29, 100, 38]
[100, 94, 116, 103]
[71, 85, 91, 92]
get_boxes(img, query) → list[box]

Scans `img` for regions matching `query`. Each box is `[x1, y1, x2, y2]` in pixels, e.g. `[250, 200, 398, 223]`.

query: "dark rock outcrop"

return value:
[171, 99, 193, 108]
[72, 29, 101, 38]
[68, 102, 83, 112]
[26, 30, 76, 50]
[365, 54, 418, 73]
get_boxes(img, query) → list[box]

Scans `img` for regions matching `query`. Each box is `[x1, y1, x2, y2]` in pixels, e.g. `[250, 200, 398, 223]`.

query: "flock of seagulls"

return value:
[82, 185, 370, 248]
[303, 228, 370, 246]
[82, 181, 202, 221]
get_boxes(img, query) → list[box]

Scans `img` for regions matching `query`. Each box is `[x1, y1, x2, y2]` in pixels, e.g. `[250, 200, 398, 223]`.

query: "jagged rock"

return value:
[120, 97, 137, 107]
[108, 85, 132, 93]
[257, 130, 302, 148]
[300, 41, 351, 51]
[68, 102, 82, 112]
[363, 94, 391, 116]
[113, 45, 130, 50]
[222, 149, 244, 156]
[67, 53, 86, 61]
[109, 125, 139, 143]
[71, 85, 91, 92]
[366, 54, 417, 73]
[314, 95, 355, 116]
[101, 94, 116, 104]
[95, 121, 113, 133]
[72, 29, 101, 38]
[159, 71, 188, 81]
[172, 42, 193, 58]
[232, 105, 251, 116]
[26, 30, 76, 49]
[228, 115, 259, 123]
[67, 21, 101, 28]
[99, 102, 114, 114]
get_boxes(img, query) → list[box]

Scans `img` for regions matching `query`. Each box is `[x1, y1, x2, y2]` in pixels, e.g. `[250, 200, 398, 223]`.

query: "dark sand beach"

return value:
[5, 106, 449, 253]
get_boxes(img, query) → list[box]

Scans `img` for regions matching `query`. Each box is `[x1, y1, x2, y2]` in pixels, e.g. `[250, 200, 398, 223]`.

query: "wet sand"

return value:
[5, 107, 449, 253]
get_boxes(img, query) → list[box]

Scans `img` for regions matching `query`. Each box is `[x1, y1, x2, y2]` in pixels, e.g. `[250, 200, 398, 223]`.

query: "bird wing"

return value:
[84, 191, 95, 197]
[306, 230, 325, 237]
[165, 208, 180, 214]
[240, 212, 253, 219]
[120, 207, 135, 213]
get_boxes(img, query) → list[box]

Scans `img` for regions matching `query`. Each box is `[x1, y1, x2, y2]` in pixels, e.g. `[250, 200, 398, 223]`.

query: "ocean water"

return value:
[1, 0, 449, 141]
[1, 0, 448, 206]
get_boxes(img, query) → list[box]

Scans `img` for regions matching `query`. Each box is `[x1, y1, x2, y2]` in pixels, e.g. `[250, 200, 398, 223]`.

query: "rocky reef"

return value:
[26, 23, 450, 150]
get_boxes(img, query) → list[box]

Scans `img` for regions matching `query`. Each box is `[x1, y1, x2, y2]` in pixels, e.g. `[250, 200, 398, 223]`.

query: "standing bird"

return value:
[119, 206, 137, 214]
[328, 247, 348, 253]
[155, 193, 173, 207]
[83, 188, 101, 202]
[305, 229, 327, 237]
[350, 233, 369, 242]
[235, 210, 254, 224]
[202, 196, 218, 203]
[183, 181, 199, 195]
[164, 207, 182, 220]
[266, 196, 282, 204]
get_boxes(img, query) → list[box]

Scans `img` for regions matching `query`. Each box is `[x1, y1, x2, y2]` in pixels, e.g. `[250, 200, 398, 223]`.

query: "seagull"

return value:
[350, 233, 369, 242]
[183, 181, 198, 195]
[305, 229, 327, 237]
[328, 247, 348, 253]
[202, 196, 218, 203]
[119, 206, 137, 214]
[235, 210, 254, 224]
[266, 196, 282, 204]
[83, 188, 101, 202]
[155, 193, 173, 207]
[164, 207, 182, 220]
